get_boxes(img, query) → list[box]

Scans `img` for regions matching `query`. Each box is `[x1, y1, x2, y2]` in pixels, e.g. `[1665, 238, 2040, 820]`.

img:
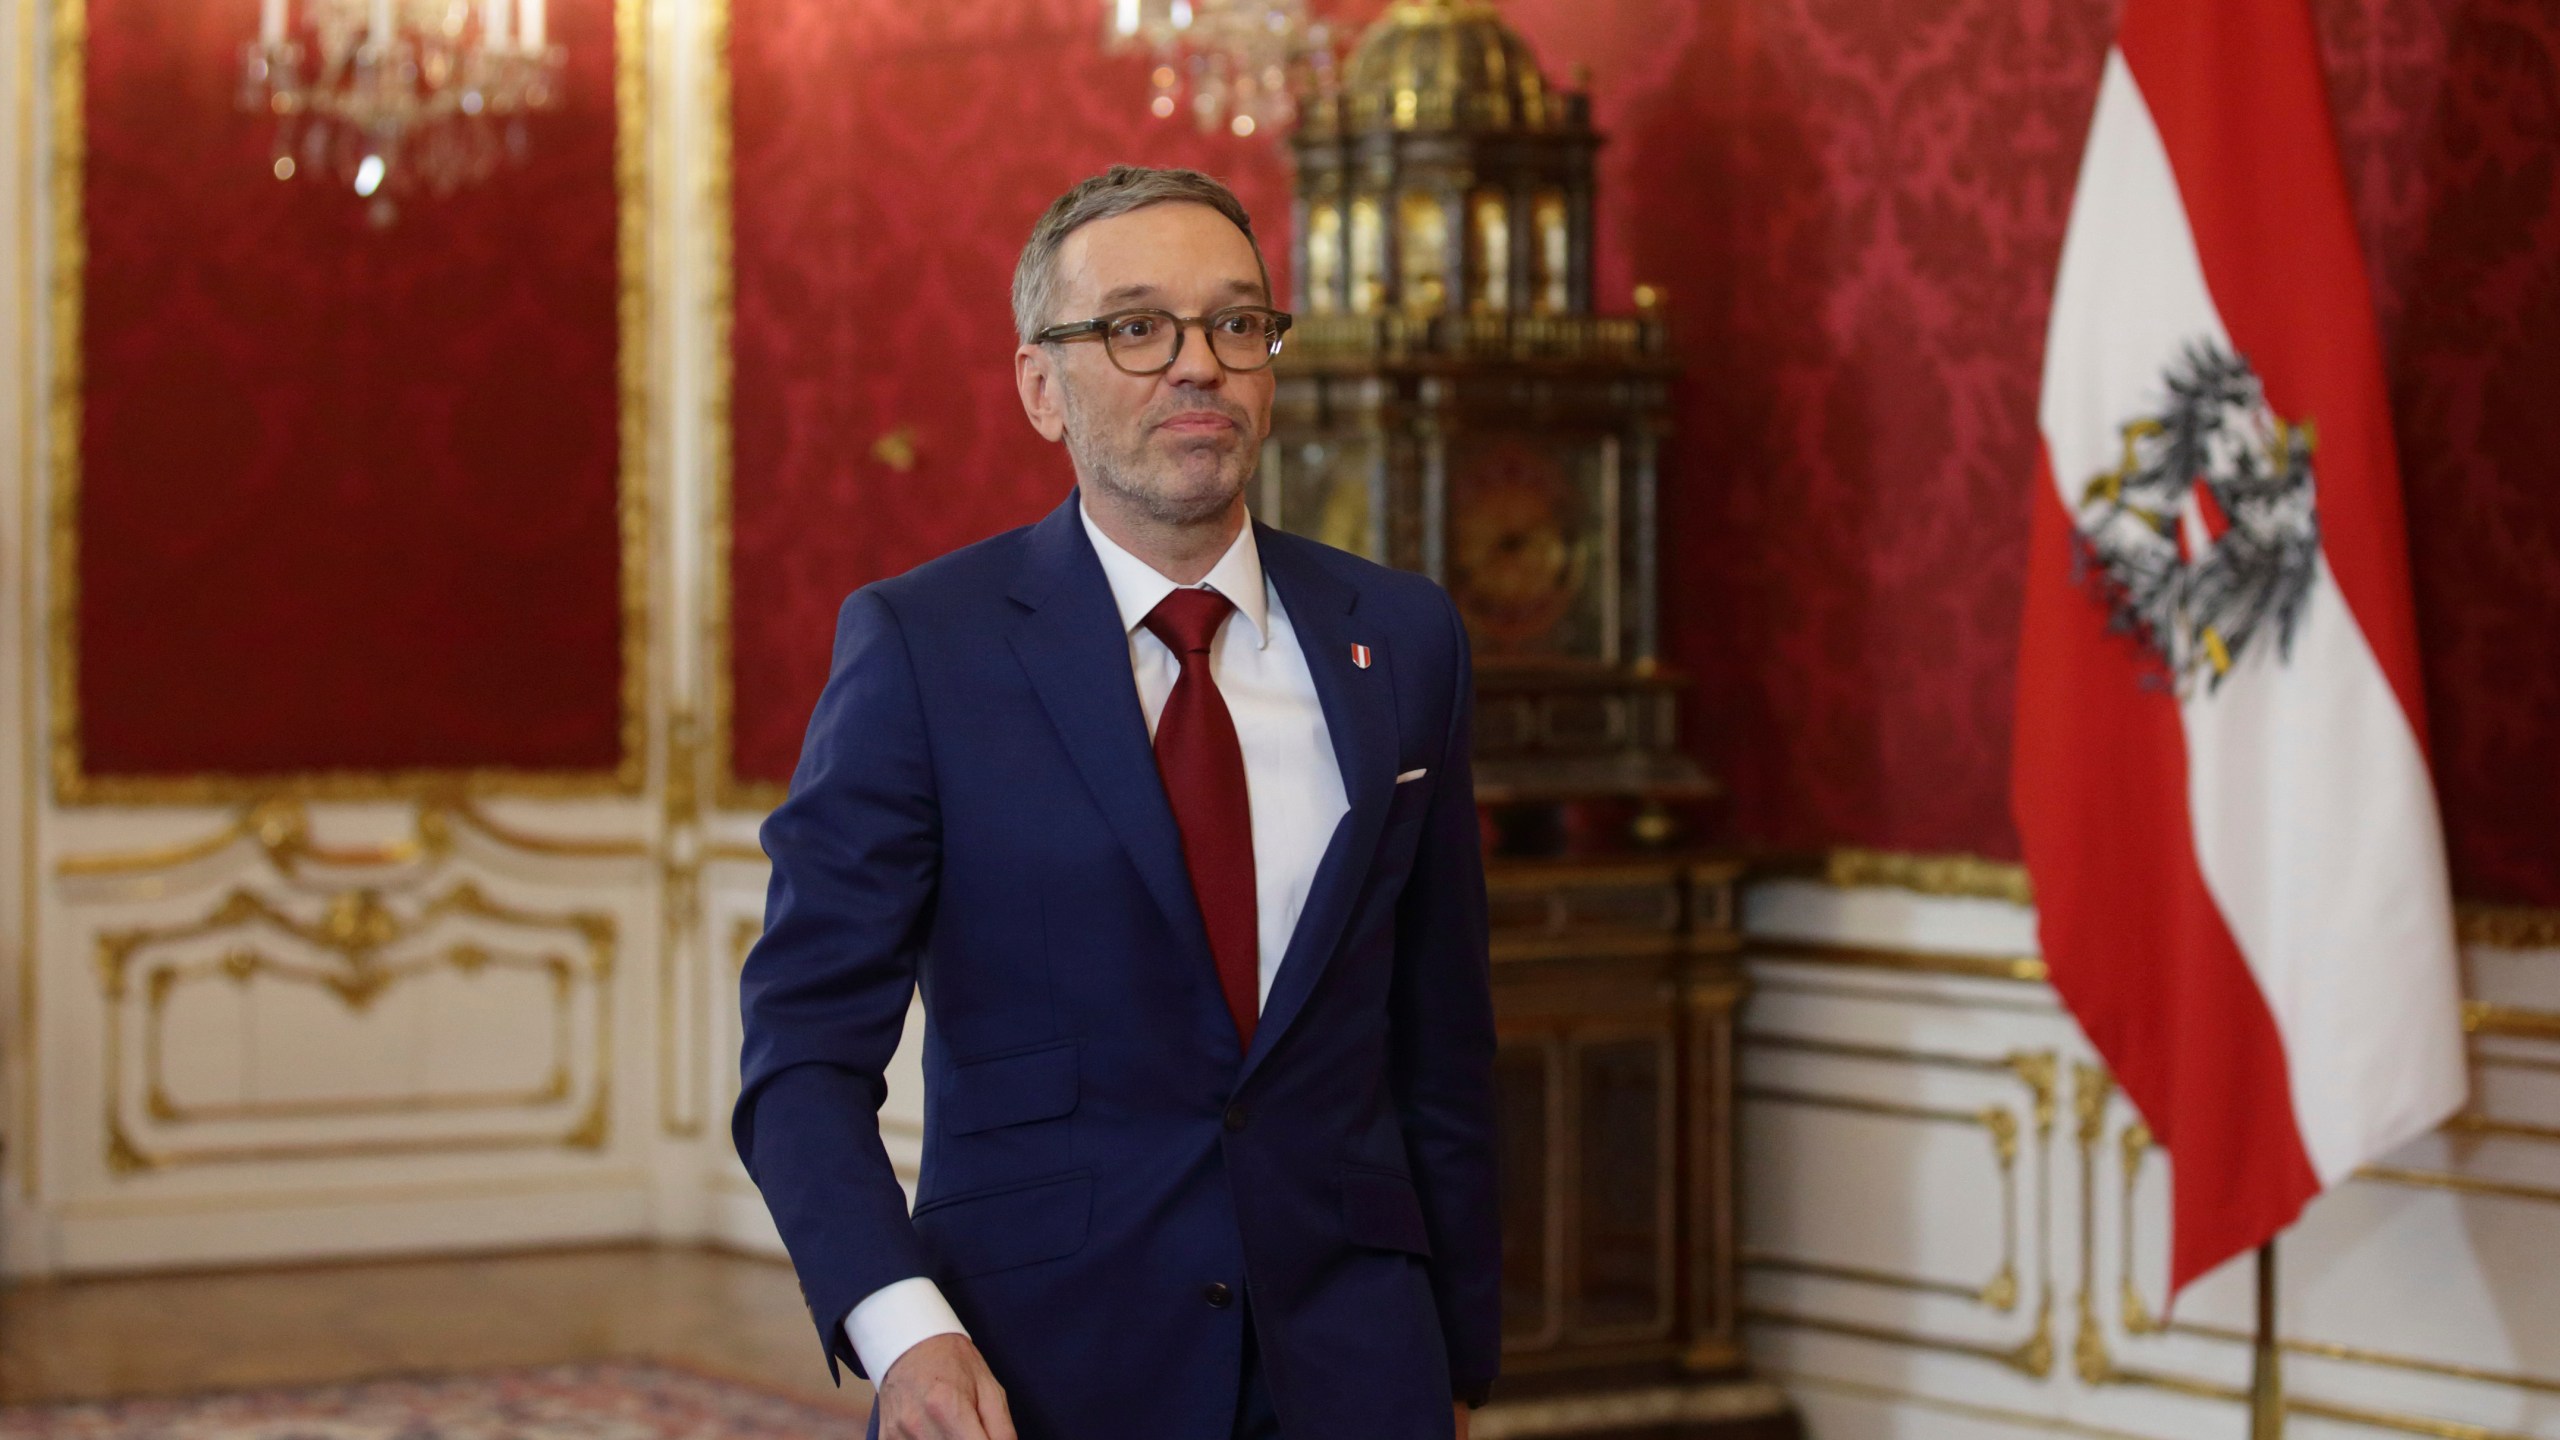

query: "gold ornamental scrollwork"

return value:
[1821, 849, 2034, 906]
[97, 882, 617, 1173]
[141, 946, 578, 1124]
[56, 795, 650, 883]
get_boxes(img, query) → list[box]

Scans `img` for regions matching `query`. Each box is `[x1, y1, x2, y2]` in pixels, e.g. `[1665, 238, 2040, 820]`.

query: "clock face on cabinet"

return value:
[1448, 433, 1613, 662]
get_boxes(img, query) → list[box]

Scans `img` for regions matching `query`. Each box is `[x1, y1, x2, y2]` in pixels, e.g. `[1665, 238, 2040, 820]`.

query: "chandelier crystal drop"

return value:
[240, 0, 566, 222]
[1103, 0, 1337, 137]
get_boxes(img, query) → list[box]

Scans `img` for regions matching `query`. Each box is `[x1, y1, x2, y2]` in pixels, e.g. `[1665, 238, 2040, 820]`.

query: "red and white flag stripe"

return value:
[2015, 0, 2467, 1295]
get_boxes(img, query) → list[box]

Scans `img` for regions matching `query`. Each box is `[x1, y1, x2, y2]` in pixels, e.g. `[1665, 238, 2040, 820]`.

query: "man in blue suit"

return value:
[735, 165, 1499, 1440]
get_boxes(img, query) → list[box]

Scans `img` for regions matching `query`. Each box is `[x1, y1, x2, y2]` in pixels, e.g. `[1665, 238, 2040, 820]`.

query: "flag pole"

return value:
[2249, 1240, 2284, 1439]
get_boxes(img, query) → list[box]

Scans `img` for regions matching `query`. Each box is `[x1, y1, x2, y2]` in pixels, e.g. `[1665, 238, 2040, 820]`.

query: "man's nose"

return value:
[1164, 320, 1226, 387]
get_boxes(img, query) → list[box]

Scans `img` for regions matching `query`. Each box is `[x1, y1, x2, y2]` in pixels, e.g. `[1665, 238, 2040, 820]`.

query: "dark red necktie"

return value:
[1142, 588, 1259, 1049]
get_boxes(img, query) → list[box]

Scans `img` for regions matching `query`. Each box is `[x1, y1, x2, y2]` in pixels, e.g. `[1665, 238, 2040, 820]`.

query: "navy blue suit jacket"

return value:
[734, 492, 1500, 1439]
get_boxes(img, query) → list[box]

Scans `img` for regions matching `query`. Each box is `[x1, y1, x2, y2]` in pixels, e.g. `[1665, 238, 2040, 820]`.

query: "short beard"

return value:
[1058, 372, 1255, 529]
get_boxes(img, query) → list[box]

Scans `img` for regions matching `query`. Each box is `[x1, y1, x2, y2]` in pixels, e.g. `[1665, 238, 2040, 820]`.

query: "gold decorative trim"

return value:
[2459, 904, 2560, 951]
[658, 709, 707, 1136]
[1820, 848, 2033, 905]
[1801, 851, 2560, 949]
[55, 795, 649, 882]
[1740, 1085, 1989, 1132]
[1745, 974, 2061, 1017]
[12, 0, 40, 1202]
[103, 1096, 611, 1174]
[97, 883, 617, 1172]
[1741, 1254, 1998, 1307]
[612, 0, 651, 788]
[2282, 1397, 2541, 1440]
[2074, 1062, 2560, 1439]
[703, 0, 778, 815]
[1739, 1058, 2051, 1375]
[44, 0, 652, 805]
[2354, 1166, 2560, 1208]
[2440, 1112, 2560, 1144]
[1743, 1031, 2022, 1076]
[2466, 1001, 2560, 1043]
[2116, 1118, 2161, 1335]
[2161, 1319, 2560, 1400]
[142, 944, 578, 1123]
[1744, 1299, 2053, 1380]
[1749, 937, 2048, 984]
[1741, 1031, 2059, 1315]
[1740, 1250, 1996, 1306]
[2069, 1062, 2235, 1403]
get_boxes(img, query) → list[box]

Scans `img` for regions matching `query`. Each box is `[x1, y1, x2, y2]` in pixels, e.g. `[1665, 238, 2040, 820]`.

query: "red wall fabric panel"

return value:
[2331, 0, 2560, 906]
[75, 0, 628, 786]
[726, 0, 2560, 906]
[725, 0, 1330, 785]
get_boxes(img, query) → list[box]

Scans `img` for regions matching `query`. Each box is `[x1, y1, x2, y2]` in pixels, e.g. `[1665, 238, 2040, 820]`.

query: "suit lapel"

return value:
[1006, 495, 1213, 978]
[1240, 524, 1399, 1085]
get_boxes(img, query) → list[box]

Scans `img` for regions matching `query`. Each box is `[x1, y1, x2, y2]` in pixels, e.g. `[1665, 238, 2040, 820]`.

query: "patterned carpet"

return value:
[0, 1362, 861, 1439]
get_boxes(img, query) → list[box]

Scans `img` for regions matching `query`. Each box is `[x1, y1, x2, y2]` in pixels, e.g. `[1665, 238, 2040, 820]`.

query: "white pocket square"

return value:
[1395, 768, 1429, 784]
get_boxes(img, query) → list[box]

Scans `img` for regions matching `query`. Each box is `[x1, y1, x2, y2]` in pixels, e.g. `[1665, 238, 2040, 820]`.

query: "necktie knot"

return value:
[1142, 587, 1235, 657]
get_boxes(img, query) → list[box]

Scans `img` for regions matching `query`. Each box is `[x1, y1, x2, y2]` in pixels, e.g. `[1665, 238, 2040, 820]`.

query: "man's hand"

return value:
[876, 1334, 1015, 1440]
[1455, 1401, 1472, 1439]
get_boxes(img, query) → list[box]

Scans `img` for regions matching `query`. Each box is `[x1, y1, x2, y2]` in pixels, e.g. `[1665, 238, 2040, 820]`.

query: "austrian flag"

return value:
[2012, 0, 2467, 1296]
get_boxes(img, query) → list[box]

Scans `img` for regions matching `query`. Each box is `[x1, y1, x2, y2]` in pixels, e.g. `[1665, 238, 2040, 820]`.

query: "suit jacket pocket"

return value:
[1382, 772, 1434, 828]
[1340, 1166, 1434, 1256]
[942, 1039, 1079, 1136]
[912, 1171, 1093, 1278]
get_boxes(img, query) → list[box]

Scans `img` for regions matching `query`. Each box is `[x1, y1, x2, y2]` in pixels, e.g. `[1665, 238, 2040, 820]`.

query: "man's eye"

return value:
[1215, 313, 1261, 337]
[1112, 316, 1161, 341]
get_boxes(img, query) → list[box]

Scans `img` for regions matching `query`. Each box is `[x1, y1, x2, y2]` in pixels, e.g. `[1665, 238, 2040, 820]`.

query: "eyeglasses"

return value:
[1033, 306, 1294, 376]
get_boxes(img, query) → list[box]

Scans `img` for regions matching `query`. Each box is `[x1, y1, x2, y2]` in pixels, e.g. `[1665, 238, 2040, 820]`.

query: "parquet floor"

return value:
[0, 1244, 869, 1416]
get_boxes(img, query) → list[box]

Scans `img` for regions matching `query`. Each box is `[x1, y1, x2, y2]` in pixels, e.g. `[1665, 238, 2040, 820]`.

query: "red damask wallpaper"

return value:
[727, 0, 2560, 905]
[77, 0, 627, 784]
[726, 0, 1304, 782]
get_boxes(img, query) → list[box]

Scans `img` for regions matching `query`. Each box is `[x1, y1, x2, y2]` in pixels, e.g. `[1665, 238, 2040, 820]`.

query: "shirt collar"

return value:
[1079, 499, 1271, 651]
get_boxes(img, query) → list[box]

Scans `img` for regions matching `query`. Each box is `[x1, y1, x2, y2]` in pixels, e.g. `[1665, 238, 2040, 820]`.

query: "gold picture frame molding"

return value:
[1810, 847, 2557, 950]
[96, 881, 619, 1173]
[700, 0, 782, 815]
[42, 0, 653, 806]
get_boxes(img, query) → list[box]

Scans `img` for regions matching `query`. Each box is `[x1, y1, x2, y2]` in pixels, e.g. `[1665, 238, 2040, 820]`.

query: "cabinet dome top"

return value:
[1313, 0, 1590, 138]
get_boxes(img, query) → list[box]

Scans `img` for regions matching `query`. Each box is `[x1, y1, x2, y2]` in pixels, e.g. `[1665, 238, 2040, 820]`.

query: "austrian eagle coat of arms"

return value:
[2069, 339, 2322, 694]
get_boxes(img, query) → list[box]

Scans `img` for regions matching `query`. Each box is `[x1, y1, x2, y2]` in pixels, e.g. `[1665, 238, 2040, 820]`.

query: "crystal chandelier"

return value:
[1103, 0, 1338, 138]
[239, 0, 565, 222]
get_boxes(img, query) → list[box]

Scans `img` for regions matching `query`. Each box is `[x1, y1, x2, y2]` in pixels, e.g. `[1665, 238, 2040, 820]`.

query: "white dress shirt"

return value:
[843, 502, 1350, 1384]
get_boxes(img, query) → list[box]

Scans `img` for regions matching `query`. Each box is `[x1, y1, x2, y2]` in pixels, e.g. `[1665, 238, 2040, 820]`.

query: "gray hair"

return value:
[1011, 165, 1273, 342]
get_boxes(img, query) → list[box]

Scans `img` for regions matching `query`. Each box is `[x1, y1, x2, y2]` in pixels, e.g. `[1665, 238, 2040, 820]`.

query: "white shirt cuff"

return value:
[843, 1276, 970, 1383]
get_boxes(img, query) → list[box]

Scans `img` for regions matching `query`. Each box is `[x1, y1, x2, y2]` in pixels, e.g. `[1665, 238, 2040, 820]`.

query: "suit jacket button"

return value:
[1204, 1282, 1234, 1309]
[1223, 1104, 1249, 1132]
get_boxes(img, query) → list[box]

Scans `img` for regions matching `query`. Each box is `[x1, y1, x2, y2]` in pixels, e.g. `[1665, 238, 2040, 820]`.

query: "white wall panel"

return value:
[1741, 878, 2560, 1440]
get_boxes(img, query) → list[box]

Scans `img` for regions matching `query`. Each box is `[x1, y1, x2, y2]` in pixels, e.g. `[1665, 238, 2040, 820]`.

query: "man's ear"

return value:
[1015, 343, 1067, 443]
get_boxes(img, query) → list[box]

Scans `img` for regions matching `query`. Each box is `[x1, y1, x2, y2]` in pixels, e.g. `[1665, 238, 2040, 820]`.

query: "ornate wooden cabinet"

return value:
[1268, 5, 1792, 1432]
[1486, 856, 1750, 1388]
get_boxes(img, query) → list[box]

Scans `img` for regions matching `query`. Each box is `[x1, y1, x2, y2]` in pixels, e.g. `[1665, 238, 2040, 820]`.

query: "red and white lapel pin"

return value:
[1350, 643, 1372, 669]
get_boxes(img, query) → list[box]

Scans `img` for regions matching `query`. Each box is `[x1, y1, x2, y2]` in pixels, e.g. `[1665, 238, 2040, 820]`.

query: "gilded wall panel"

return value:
[1744, 873, 2560, 1440]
